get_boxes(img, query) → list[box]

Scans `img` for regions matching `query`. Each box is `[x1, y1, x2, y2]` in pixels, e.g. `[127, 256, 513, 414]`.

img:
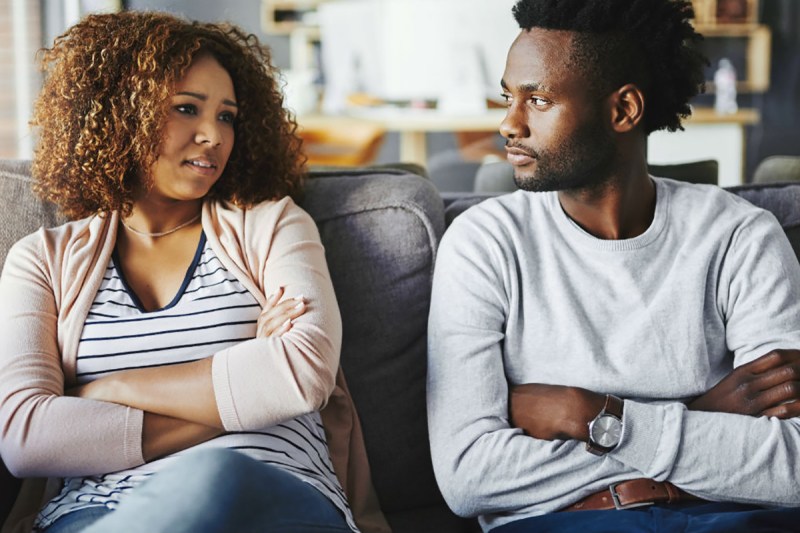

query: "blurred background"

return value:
[2, 0, 799, 189]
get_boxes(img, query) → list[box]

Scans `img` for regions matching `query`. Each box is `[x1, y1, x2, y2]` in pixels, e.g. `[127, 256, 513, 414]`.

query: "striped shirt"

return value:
[36, 233, 357, 531]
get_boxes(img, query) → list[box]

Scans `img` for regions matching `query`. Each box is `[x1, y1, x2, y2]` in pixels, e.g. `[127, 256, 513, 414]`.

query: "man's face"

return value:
[500, 29, 616, 193]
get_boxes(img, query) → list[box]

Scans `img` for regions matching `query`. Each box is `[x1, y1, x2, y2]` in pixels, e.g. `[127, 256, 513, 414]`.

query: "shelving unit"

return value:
[261, 0, 325, 35]
[696, 23, 771, 93]
[261, 0, 326, 72]
[691, 0, 771, 93]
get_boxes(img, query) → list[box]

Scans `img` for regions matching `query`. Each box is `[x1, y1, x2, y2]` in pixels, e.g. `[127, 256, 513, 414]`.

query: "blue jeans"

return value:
[491, 501, 800, 533]
[44, 448, 352, 533]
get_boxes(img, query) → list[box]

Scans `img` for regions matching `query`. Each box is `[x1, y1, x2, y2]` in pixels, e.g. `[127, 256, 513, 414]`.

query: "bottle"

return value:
[714, 58, 738, 115]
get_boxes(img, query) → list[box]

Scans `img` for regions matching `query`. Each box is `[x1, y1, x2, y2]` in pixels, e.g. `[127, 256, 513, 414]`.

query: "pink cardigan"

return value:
[0, 197, 389, 532]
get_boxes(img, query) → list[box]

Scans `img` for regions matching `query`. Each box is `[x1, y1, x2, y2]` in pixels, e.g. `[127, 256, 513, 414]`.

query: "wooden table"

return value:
[298, 109, 507, 167]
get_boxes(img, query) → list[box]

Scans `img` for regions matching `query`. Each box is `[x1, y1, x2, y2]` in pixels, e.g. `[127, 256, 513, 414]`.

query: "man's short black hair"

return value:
[512, 0, 707, 134]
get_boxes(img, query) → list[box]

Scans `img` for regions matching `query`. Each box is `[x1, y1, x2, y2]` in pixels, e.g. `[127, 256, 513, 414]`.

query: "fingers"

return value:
[742, 349, 800, 375]
[756, 380, 800, 417]
[752, 362, 800, 393]
[761, 399, 800, 419]
[261, 292, 307, 337]
[265, 286, 285, 308]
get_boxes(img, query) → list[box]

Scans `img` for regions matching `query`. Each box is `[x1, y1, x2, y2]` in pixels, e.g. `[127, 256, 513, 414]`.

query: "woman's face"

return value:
[142, 54, 237, 204]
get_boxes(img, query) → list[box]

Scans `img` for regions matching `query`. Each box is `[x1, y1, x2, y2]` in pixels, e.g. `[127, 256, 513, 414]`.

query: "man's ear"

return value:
[609, 84, 645, 133]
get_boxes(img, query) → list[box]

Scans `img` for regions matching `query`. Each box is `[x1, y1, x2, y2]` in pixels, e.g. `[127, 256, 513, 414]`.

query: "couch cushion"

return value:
[302, 169, 446, 516]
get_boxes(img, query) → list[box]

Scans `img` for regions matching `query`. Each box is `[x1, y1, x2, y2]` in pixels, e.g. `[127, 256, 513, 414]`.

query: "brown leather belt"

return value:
[561, 479, 701, 512]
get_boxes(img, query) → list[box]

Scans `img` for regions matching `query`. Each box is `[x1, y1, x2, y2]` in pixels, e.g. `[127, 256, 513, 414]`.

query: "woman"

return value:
[0, 11, 377, 533]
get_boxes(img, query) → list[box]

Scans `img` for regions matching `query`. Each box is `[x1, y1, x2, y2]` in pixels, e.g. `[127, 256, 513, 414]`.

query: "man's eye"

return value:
[500, 94, 512, 105]
[175, 104, 197, 115]
[531, 97, 549, 107]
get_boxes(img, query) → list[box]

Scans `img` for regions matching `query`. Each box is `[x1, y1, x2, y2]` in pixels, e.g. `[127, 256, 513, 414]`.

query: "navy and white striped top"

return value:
[36, 234, 357, 531]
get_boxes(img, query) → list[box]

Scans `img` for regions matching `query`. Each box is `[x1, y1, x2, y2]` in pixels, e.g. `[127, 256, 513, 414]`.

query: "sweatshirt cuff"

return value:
[212, 350, 243, 432]
[612, 400, 683, 479]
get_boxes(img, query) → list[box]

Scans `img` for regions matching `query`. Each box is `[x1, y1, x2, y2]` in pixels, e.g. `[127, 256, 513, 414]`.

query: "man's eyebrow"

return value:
[176, 91, 238, 108]
[500, 80, 548, 93]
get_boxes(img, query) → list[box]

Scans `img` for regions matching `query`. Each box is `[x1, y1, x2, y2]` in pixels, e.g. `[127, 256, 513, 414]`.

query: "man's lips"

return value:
[505, 146, 536, 166]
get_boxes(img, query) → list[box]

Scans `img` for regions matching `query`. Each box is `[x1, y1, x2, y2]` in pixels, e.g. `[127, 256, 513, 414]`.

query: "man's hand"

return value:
[688, 349, 800, 418]
[509, 383, 606, 442]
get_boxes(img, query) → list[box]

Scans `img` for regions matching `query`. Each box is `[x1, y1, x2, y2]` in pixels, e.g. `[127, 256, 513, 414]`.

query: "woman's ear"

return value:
[609, 83, 645, 133]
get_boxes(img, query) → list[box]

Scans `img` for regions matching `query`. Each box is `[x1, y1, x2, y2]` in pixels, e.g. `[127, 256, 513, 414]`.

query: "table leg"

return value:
[399, 131, 427, 167]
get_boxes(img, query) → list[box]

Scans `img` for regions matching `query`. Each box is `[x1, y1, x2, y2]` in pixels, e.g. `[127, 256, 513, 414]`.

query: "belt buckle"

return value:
[610, 482, 655, 510]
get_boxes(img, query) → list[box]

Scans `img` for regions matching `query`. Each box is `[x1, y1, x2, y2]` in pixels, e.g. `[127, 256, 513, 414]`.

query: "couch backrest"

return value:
[300, 169, 446, 514]
[726, 182, 800, 259]
[0, 161, 66, 267]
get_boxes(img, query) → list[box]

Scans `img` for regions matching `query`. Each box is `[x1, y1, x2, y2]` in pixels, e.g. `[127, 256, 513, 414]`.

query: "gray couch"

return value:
[2, 158, 800, 533]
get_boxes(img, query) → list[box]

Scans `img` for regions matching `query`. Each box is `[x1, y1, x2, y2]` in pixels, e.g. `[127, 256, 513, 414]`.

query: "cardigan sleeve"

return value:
[210, 200, 343, 431]
[0, 233, 144, 478]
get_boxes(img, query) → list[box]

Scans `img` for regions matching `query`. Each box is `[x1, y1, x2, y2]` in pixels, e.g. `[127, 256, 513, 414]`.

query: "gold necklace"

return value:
[120, 213, 201, 238]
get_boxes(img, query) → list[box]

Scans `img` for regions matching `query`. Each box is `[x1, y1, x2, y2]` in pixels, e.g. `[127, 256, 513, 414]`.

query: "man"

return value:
[426, 1, 800, 532]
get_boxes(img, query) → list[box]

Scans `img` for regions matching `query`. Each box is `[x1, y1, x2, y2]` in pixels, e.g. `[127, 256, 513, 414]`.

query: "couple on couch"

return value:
[1, 1, 798, 533]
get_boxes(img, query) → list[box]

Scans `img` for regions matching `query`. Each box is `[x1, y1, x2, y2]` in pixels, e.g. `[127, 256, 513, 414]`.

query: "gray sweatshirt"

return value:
[427, 178, 800, 532]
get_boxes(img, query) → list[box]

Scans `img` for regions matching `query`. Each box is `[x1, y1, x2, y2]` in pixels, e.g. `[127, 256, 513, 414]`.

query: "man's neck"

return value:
[557, 161, 655, 241]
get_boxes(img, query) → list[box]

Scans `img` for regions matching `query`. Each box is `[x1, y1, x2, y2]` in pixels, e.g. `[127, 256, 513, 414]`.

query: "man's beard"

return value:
[511, 118, 616, 193]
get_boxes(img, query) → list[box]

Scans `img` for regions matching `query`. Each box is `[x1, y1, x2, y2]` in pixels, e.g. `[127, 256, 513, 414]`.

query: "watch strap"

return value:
[603, 394, 623, 419]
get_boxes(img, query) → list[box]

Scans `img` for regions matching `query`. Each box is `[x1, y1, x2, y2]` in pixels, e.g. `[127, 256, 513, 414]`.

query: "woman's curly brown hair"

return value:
[32, 11, 305, 219]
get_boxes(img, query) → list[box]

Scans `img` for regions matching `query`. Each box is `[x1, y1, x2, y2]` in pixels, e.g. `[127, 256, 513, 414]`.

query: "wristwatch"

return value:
[586, 394, 624, 456]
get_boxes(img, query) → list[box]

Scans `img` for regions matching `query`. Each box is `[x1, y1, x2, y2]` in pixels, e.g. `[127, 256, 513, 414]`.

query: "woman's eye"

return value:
[219, 111, 237, 124]
[175, 104, 197, 115]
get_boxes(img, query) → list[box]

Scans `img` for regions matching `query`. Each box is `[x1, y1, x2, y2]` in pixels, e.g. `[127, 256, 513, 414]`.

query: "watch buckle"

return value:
[610, 482, 655, 510]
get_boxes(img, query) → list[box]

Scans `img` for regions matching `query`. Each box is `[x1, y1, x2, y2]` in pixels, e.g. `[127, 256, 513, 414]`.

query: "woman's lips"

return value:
[183, 159, 218, 176]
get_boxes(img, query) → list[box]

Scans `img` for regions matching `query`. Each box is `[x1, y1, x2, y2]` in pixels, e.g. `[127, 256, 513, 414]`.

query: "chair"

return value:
[298, 121, 386, 167]
[427, 150, 483, 193]
[753, 156, 800, 184]
[648, 159, 718, 185]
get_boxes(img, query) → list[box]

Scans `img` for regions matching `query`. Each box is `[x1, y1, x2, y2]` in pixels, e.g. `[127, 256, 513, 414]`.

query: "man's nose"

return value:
[499, 104, 530, 140]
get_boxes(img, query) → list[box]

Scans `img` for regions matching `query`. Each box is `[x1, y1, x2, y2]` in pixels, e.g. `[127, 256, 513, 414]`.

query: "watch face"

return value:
[590, 414, 621, 448]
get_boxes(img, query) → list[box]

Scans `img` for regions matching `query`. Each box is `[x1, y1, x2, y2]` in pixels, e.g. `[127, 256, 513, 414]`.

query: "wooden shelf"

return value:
[261, 0, 326, 35]
[697, 24, 771, 93]
[692, 0, 760, 25]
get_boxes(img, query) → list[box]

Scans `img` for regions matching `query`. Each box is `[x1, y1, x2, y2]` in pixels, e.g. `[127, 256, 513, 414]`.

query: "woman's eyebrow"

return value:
[176, 91, 238, 107]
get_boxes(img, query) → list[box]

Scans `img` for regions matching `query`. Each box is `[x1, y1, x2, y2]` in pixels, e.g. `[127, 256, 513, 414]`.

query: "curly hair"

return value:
[512, 0, 708, 134]
[31, 11, 305, 219]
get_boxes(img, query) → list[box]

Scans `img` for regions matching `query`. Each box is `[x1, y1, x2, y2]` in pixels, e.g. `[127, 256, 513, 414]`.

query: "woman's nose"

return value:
[195, 119, 223, 147]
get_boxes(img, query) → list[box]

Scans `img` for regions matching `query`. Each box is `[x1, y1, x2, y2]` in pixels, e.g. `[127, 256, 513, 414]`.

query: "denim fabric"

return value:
[41, 507, 111, 533]
[491, 502, 800, 533]
[44, 449, 352, 533]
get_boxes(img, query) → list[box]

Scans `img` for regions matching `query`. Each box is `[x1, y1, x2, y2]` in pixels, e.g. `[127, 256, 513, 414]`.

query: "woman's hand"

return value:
[260, 286, 307, 336]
